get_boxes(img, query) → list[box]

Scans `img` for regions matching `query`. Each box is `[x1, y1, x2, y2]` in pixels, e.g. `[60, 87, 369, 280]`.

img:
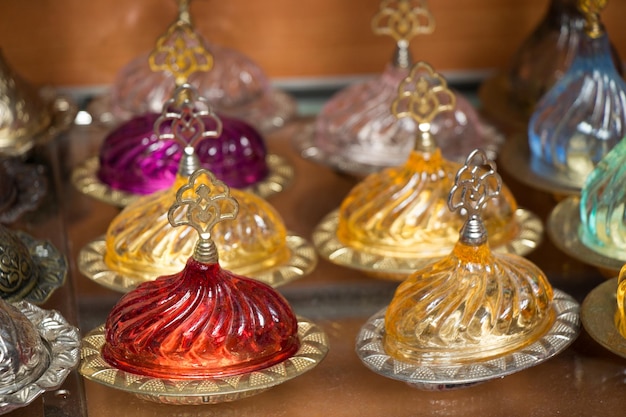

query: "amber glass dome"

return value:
[103, 174, 290, 284]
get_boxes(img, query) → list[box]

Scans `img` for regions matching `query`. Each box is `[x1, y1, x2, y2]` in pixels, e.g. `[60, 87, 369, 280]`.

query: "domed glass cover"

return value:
[579, 138, 626, 261]
[384, 150, 555, 364]
[311, 1, 499, 167]
[102, 169, 299, 379]
[0, 298, 48, 395]
[337, 62, 518, 260]
[97, 112, 268, 195]
[107, 0, 293, 132]
[104, 174, 289, 283]
[528, 1, 626, 184]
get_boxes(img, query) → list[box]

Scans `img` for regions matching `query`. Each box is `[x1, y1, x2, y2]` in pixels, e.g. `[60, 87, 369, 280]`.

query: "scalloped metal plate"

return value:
[547, 197, 624, 273]
[581, 278, 626, 359]
[79, 317, 329, 405]
[355, 289, 580, 390]
[313, 208, 543, 280]
[293, 120, 504, 177]
[71, 153, 294, 208]
[78, 234, 316, 293]
[0, 301, 81, 414]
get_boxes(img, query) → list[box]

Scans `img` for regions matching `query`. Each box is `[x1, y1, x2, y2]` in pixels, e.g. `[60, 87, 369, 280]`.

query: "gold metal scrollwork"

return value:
[579, 0, 607, 38]
[372, 0, 435, 43]
[149, 0, 213, 85]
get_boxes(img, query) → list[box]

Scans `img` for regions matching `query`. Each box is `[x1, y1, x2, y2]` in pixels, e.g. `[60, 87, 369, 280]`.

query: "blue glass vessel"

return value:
[528, 4, 626, 186]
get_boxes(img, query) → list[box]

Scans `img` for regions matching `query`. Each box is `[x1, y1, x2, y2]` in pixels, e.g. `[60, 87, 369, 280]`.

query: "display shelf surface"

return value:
[54, 115, 626, 417]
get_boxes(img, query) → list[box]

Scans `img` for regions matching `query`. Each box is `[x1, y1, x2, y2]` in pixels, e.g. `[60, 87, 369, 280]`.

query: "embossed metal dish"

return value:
[313, 208, 543, 280]
[0, 159, 47, 224]
[356, 289, 580, 390]
[547, 197, 624, 274]
[78, 234, 316, 292]
[71, 153, 294, 207]
[581, 278, 626, 359]
[80, 317, 329, 405]
[293, 122, 504, 177]
[8, 231, 67, 305]
[0, 300, 80, 415]
[499, 134, 583, 196]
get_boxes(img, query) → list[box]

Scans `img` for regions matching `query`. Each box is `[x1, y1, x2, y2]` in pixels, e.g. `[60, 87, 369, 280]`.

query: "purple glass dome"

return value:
[97, 113, 268, 195]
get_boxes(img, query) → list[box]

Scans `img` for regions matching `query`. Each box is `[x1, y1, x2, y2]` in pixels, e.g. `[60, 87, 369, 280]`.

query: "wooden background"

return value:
[0, 0, 625, 88]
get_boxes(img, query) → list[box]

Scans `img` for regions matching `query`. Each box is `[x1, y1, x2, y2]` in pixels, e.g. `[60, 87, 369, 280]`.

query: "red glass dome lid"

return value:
[72, 84, 293, 207]
[294, 1, 503, 176]
[79, 167, 328, 404]
[88, 0, 295, 133]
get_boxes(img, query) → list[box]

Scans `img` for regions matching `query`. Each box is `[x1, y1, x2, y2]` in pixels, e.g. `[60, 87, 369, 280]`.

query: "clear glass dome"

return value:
[109, 42, 294, 132]
[528, 33, 626, 183]
[104, 175, 290, 283]
[313, 63, 498, 166]
[337, 148, 518, 259]
[579, 138, 626, 261]
[384, 240, 555, 364]
[0, 298, 48, 395]
[97, 112, 268, 195]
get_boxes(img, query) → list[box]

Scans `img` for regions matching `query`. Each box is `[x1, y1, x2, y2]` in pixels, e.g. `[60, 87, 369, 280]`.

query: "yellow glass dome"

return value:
[103, 174, 290, 283]
[383, 150, 555, 364]
[337, 147, 518, 260]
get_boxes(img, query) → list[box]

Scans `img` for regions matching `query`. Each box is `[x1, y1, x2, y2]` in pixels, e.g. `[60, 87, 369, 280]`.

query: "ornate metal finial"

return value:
[372, 0, 435, 68]
[578, 0, 606, 38]
[391, 61, 455, 153]
[448, 149, 502, 246]
[149, 0, 213, 86]
[168, 169, 239, 263]
[154, 83, 222, 177]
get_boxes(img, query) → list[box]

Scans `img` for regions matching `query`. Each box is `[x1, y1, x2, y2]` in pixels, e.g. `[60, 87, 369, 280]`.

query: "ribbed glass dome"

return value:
[313, 64, 497, 167]
[528, 9, 626, 184]
[384, 241, 555, 363]
[0, 298, 48, 395]
[104, 174, 289, 283]
[102, 258, 300, 379]
[579, 138, 626, 261]
[337, 148, 518, 259]
[97, 112, 268, 195]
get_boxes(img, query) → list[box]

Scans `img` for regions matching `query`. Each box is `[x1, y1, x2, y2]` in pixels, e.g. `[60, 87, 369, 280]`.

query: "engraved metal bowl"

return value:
[79, 317, 329, 405]
[0, 300, 81, 415]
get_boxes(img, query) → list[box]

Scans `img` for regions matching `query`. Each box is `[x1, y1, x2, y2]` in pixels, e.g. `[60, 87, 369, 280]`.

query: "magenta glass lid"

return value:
[97, 112, 268, 195]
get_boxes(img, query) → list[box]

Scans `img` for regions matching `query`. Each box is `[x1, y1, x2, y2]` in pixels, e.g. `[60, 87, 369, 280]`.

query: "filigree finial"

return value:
[154, 83, 222, 177]
[448, 149, 502, 246]
[372, 0, 435, 68]
[149, 0, 213, 86]
[579, 0, 606, 38]
[391, 61, 455, 152]
[168, 169, 239, 263]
